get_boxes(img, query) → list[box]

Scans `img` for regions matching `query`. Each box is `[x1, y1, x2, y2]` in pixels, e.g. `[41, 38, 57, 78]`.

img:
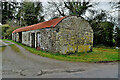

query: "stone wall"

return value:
[55, 16, 93, 54]
[12, 33, 19, 42]
[22, 31, 31, 46]
[34, 28, 56, 52]
[12, 33, 15, 41]
[21, 28, 56, 53]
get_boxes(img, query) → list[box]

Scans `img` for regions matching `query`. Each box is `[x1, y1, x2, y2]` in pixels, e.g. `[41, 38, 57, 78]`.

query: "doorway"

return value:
[18, 32, 22, 43]
[31, 33, 35, 48]
[36, 32, 41, 47]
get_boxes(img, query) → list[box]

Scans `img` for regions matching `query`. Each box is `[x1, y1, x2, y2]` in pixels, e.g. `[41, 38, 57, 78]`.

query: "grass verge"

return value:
[2, 39, 120, 62]
[4, 41, 10, 44]
[9, 44, 20, 52]
[0, 46, 6, 52]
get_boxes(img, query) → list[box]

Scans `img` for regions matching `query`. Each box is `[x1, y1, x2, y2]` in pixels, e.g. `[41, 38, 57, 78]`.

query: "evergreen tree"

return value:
[16, 2, 44, 26]
[2, 2, 18, 24]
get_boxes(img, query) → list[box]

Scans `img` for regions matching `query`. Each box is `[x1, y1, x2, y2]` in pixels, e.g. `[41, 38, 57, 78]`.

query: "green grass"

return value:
[9, 44, 20, 52]
[4, 41, 10, 44]
[2, 39, 120, 62]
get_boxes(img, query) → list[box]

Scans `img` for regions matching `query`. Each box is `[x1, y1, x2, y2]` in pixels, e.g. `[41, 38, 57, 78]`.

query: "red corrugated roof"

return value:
[12, 16, 67, 33]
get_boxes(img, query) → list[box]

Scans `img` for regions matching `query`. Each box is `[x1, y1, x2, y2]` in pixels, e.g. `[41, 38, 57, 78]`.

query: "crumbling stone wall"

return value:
[55, 16, 93, 54]
[21, 28, 56, 53]
[34, 28, 56, 52]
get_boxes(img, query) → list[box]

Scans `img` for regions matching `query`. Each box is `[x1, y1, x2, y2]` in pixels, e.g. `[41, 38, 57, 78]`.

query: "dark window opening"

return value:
[31, 33, 35, 48]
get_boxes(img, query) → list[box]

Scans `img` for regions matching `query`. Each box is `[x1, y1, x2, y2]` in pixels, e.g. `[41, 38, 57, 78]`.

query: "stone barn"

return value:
[12, 16, 93, 54]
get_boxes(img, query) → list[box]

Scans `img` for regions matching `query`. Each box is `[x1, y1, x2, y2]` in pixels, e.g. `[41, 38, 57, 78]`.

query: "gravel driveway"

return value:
[1, 40, 118, 78]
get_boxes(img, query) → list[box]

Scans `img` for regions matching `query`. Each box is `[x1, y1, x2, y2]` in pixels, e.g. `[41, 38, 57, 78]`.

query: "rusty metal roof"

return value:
[12, 16, 67, 33]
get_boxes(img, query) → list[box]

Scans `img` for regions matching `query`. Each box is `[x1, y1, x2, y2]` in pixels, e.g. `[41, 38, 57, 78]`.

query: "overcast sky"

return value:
[42, 1, 118, 21]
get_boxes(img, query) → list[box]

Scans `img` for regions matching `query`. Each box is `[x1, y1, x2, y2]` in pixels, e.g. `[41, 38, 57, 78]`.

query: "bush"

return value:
[91, 22, 114, 47]
[6, 27, 20, 39]
[114, 27, 120, 47]
[0, 24, 20, 39]
[0, 24, 10, 39]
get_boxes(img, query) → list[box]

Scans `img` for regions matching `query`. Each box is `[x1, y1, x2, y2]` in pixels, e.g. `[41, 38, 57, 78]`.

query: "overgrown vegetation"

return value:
[1, 24, 20, 39]
[0, 24, 10, 39]
[3, 39, 119, 62]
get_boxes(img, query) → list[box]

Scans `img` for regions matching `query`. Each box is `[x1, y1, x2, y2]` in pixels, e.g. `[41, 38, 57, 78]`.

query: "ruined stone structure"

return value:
[12, 16, 93, 54]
